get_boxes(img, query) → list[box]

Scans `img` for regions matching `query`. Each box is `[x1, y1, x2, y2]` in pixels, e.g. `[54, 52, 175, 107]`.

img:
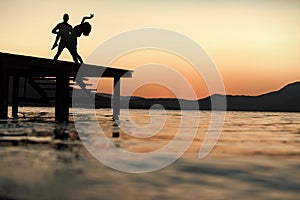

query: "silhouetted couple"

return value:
[52, 13, 94, 64]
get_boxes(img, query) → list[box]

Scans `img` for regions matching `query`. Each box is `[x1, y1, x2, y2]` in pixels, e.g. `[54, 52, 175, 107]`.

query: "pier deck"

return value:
[0, 52, 133, 122]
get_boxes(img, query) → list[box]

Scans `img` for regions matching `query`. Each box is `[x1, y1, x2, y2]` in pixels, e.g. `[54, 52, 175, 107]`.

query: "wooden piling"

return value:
[55, 75, 70, 122]
[113, 76, 121, 120]
[12, 76, 19, 119]
[0, 63, 8, 119]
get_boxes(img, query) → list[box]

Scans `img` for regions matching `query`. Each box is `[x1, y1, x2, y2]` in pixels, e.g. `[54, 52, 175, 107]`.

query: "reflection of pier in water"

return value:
[0, 52, 133, 122]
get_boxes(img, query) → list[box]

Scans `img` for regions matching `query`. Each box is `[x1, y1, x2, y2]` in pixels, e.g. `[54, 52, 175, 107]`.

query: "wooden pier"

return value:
[0, 52, 133, 122]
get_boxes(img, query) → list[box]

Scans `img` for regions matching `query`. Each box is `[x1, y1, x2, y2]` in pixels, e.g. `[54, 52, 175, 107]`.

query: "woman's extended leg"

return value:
[67, 45, 79, 64]
[76, 53, 83, 64]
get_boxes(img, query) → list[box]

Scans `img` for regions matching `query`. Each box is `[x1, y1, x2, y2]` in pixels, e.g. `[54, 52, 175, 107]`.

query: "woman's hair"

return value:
[82, 22, 92, 36]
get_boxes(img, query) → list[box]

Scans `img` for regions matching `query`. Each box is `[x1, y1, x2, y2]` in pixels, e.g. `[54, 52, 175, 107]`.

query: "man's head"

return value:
[63, 13, 69, 22]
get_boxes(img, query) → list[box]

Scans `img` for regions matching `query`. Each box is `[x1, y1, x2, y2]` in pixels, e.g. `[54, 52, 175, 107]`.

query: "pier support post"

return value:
[113, 76, 120, 121]
[0, 63, 8, 119]
[55, 75, 69, 122]
[12, 76, 19, 119]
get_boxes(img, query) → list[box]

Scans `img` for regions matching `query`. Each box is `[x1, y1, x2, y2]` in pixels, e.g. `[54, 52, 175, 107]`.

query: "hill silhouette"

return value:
[95, 81, 300, 112]
[198, 82, 300, 112]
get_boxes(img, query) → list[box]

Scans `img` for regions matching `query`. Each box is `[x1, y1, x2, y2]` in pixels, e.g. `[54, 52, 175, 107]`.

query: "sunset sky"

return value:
[1, 0, 300, 99]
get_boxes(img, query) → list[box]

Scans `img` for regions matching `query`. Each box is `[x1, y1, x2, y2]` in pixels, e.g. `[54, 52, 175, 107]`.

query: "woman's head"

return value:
[82, 22, 92, 36]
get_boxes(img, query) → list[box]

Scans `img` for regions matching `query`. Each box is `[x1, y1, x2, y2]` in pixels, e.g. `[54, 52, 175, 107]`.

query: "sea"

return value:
[0, 107, 300, 200]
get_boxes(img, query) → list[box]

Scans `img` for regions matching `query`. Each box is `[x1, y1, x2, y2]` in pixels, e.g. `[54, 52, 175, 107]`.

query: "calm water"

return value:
[0, 107, 300, 199]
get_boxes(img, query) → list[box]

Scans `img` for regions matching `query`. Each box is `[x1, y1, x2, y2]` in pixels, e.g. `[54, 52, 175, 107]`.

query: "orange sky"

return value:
[1, 0, 300, 99]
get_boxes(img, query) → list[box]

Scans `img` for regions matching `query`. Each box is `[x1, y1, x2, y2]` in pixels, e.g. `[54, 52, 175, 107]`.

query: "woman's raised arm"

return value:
[81, 14, 94, 24]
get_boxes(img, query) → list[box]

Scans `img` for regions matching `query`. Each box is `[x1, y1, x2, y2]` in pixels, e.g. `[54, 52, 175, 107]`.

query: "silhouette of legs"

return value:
[53, 40, 67, 60]
[65, 41, 83, 64]
[53, 39, 83, 64]
[53, 47, 63, 60]
[67, 46, 80, 64]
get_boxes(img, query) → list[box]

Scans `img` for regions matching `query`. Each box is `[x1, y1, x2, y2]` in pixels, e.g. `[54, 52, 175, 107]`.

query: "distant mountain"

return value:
[198, 82, 300, 112]
[95, 82, 300, 112]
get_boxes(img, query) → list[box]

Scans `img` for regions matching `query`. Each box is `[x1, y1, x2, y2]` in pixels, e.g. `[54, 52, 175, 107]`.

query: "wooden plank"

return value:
[28, 77, 49, 101]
